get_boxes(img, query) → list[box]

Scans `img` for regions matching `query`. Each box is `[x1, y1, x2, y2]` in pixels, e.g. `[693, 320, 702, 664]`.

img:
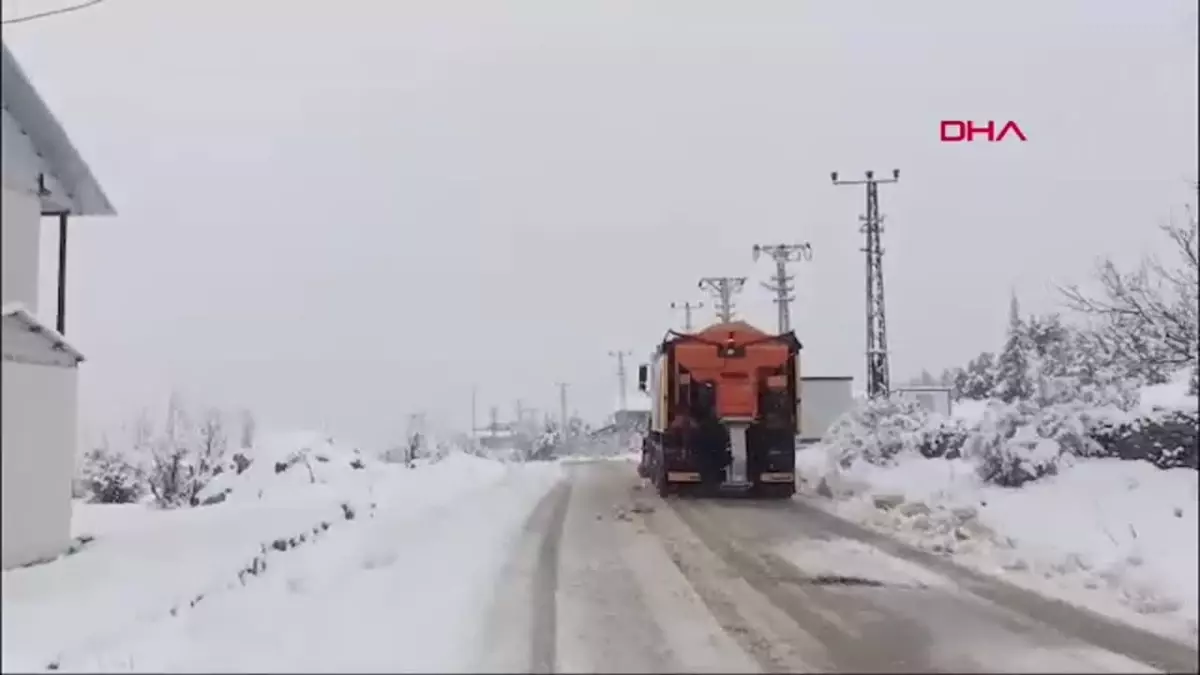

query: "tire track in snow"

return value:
[640, 496, 831, 672]
[472, 474, 572, 673]
[530, 480, 572, 674]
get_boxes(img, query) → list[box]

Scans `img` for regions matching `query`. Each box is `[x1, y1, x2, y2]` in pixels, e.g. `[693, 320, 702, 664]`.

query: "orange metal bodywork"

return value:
[672, 321, 793, 421]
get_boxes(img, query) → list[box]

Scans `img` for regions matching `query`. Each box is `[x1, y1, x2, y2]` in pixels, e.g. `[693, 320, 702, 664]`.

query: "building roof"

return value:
[1, 303, 84, 367]
[1, 42, 114, 216]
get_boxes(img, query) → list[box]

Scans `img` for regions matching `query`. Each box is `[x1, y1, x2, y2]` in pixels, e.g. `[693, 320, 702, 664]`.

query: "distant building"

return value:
[894, 385, 954, 417]
[477, 426, 518, 450]
[2, 43, 115, 569]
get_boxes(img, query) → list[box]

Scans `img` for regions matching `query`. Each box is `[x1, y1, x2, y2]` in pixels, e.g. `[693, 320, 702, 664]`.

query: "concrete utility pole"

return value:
[555, 382, 569, 434]
[471, 385, 478, 438]
[752, 243, 813, 334]
[698, 277, 747, 323]
[832, 168, 900, 399]
[669, 300, 704, 331]
[609, 350, 633, 411]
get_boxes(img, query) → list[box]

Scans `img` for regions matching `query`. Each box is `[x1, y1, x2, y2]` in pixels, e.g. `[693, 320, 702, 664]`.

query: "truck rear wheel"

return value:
[654, 461, 672, 498]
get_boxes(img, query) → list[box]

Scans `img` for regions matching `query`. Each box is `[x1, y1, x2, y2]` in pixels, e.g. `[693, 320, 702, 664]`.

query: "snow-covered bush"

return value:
[529, 424, 562, 461]
[824, 396, 932, 467]
[77, 446, 146, 504]
[914, 416, 970, 459]
[964, 410, 1064, 488]
[1090, 411, 1199, 470]
[109, 396, 236, 509]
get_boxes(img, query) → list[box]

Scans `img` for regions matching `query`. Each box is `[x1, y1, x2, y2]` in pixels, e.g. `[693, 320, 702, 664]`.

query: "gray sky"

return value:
[3, 0, 1196, 450]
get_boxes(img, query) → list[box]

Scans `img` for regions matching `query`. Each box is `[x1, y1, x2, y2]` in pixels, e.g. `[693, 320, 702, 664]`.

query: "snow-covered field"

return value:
[795, 376, 1199, 646]
[1, 432, 562, 672]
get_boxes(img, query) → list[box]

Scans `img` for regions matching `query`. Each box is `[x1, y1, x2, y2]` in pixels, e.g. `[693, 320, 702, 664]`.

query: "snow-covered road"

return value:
[476, 459, 1197, 673]
[5, 451, 1197, 673]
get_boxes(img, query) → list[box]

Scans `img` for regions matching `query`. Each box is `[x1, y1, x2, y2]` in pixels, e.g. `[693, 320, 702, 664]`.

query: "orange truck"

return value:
[636, 320, 802, 498]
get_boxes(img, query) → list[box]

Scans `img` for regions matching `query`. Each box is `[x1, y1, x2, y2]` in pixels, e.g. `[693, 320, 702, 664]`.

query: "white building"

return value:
[1, 42, 115, 569]
[894, 385, 954, 417]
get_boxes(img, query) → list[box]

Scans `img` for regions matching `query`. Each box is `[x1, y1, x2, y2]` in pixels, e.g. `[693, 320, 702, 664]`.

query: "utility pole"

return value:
[669, 300, 704, 331]
[471, 385, 478, 438]
[489, 406, 500, 436]
[555, 382, 569, 435]
[515, 399, 525, 428]
[609, 350, 633, 411]
[832, 168, 900, 399]
[752, 243, 813, 334]
[405, 412, 426, 464]
[698, 277, 747, 323]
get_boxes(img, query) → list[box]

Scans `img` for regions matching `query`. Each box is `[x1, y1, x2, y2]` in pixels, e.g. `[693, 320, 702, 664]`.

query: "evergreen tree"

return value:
[992, 293, 1032, 403]
[1021, 312, 1077, 404]
[959, 352, 997, 399]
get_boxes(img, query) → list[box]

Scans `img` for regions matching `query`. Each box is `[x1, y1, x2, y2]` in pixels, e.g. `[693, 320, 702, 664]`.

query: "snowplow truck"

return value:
[636, 320, 801, 499]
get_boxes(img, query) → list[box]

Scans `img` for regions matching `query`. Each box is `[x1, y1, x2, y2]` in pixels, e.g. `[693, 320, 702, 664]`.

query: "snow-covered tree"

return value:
[143, 395, 230, 508]
[1020, 312, 1077, 405]
[1060, 198, 1199, 387]
[78, 441, 145, 504]
[956, 352, 996, 400]
[992, 293, 1033, 403]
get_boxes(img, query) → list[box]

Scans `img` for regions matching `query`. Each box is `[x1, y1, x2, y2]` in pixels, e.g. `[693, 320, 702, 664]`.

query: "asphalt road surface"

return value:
[474, 459, 1199, 674]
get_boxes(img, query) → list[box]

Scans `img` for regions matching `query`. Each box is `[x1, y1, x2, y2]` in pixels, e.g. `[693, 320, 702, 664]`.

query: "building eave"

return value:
[1, 302, 85, 366]
[1, 42, 115, 217]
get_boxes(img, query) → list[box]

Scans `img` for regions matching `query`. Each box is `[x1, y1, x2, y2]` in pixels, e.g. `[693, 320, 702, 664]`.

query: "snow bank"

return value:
[2, 430, 560, 672]
[800, 374, 1198, 644]
[797, 447, 1199, 644]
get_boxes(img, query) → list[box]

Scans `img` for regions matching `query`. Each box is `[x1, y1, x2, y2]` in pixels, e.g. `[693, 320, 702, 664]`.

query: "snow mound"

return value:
[197, 431, 376, 505]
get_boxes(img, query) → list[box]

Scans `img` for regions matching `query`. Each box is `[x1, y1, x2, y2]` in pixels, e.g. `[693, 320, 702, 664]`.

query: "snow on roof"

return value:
[1, 43, 115, 216]
[1, 302, 84, 367]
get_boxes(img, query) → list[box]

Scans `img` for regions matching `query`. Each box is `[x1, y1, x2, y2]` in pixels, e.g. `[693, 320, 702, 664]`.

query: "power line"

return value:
[2, 0, 110, 25]
[832, 169, 900, 399]
[698, 277, 746, 323]
[752, 243, 813, 334]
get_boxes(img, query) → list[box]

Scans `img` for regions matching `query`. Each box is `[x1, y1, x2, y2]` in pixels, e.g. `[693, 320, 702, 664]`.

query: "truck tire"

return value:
[654, 461, 672, 498]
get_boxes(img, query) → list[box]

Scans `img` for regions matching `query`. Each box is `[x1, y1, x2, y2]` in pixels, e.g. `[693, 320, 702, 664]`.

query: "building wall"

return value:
[1, 359, 79, 569]
[0, 184, 41, 313]
[798, 377, 855, 442]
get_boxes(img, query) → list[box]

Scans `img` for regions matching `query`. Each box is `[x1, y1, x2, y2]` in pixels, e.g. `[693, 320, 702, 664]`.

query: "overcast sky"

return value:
[3, 0, 1196, 450]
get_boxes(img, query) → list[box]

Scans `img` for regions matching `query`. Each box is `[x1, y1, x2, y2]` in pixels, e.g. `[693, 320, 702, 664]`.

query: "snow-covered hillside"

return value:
[2, 431, 562, 672]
